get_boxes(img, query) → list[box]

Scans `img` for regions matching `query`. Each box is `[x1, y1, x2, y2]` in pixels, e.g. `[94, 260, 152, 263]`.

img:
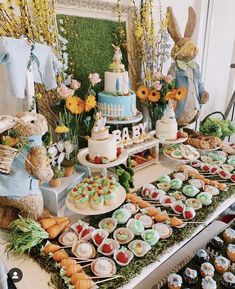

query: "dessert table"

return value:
[0, 156, 234, 289]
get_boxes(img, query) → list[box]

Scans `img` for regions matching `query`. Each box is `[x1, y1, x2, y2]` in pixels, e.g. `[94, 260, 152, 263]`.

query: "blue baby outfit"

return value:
[0, 36, 61, 99]
[0, 135, 42, 199]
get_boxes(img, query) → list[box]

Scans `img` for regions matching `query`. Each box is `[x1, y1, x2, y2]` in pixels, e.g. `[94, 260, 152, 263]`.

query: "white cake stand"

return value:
[159, 137, 188, 145]
[106, 113, 143, 125]
[77, 148, 128, 177]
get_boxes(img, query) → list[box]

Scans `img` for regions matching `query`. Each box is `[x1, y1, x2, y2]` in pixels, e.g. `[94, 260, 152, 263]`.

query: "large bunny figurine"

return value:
[167, 6, 209, 126]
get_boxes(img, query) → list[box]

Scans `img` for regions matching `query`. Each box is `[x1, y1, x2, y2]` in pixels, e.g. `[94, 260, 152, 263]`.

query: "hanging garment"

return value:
[0, 36, 62, 99]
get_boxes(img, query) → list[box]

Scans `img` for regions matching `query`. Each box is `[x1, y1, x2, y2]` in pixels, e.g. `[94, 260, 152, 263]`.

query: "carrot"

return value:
[47, 220, 70, 239]
[65, 264, 83, 277]
[39, 218, 56, 230]
[44, 243, 61, 254]
[52, 250, 68, 262]
[60, 258, 77, 267]
[71, 273, 90, 285]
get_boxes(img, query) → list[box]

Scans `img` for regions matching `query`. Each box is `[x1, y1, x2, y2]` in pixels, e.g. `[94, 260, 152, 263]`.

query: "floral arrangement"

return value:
[137, 71, 187, 129]
[53, 73, 101, 160]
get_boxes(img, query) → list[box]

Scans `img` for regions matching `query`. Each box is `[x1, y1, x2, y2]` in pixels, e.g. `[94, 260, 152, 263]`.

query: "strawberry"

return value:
[94, 156, 102, 164]
[184, 211, 193, 219]
[81, 228, 91, 237]
[175, 205, 183, 213]
[220, 171, 226, 177]
[116, 251, 128, 263]
[102, 243, 113, 253]
[117, 147, 122, 157]
[231, 174, 235, 182]
[94, 233, 104, 245]
[76, 224, 83, 233]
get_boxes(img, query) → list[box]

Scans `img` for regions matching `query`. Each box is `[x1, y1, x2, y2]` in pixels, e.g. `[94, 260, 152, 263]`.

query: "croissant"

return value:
[75, 279, 95, 289]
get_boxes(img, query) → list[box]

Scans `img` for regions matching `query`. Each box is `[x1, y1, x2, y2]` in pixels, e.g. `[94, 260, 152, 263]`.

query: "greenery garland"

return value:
[29, 182, 235, 289]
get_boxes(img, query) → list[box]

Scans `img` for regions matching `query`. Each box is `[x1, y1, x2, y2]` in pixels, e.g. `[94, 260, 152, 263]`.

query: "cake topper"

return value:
[93, 111, 107, 132]
[110, 44, 125, 72]
[163, 99, 176, 119]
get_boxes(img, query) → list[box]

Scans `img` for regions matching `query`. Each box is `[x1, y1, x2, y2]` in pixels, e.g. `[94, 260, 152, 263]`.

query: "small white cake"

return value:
[88, 112, 117, 162]
[156, 100, 178, 141]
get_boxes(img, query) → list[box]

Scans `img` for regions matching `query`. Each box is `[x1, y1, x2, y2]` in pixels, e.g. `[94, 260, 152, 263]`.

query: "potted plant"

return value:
[49, 165, 65, 187]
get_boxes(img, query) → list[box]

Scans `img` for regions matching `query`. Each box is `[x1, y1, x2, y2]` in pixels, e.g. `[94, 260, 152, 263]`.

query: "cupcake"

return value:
[200, 262, 215, 277]
[104, 190, 116, 206]
[196, 192, 212, 206]
[183, 185, 199, 197]
[112, 209, 131, 224]
[75, 194, 88, 210]
[202, 276, 217, 289]
[170, 179, 183, 190]
[183, 267, 198, 285]
[221, 272, 235, 288]
[167, 273, 183, 289]
[223, 228, 235, 243]
[227, 244, 235, 262]
[159, 175, 171, 184]
[195, 249, 210, 264]
[214, 256, 230, 273]
[209, 236, 224, 249]
[90, 194, 104, 210]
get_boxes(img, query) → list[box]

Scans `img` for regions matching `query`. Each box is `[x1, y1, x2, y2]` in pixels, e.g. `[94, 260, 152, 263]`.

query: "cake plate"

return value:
[77, 147, 128, 178]
[106, 113, 143, 125]
[65, 184, 126, 216]
[163, 150, 200, 163]
[159, 137, 188, 145]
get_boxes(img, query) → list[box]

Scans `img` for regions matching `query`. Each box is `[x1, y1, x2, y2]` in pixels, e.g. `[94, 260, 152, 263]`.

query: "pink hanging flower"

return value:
[57, 84, 74, 98]
[153, 80, 162, 91]
[88, 73, 101, 86]
[154, 71, 163, 80]
[165, 74, 174, 84]
[70, 79, 81, 90]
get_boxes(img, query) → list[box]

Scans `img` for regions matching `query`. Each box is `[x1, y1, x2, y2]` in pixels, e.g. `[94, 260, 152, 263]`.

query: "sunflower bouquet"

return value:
[137, 71, 187, 130]
[53, 73, 100, 163]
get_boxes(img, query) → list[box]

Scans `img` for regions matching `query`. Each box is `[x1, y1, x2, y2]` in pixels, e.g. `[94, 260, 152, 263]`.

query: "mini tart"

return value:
[185, 198, 202, 210]
[227, 244, 235, 262]
[223, 228, 235, 243]
[204, 185, 219, 196]
[191, 160, 202, 168]
[221, 272, 235, 288]
[99, 218, 117, 234]
[183, 267, 198, 285]
[201, 163, 211, 172]
[114, 247, 134, 266]
[139, 214, 154, 228]
[201, 276, 217, 289]
[91, 229, 109, 247]
[152, 223, 172, 239]
[183, 207, 196, 220]
[91, 257, 116, 277]
[141, 229, 160, 246]
[72, 240, 96, 260]
[90, 194, 104, 210]
[210, 166, 219, 175]
[173, 172, 188, 181]
[170, 191, 186, 201]
[188, 178, 204, 189]
[122, 203, 139, 215]
[195, 249, 210, 264]
[141, 184, 156, 197]
[230, 174, 235, 183]
[222, 164, 234, 172]
[167, 273, 183, 289]
[128, 240, 151, 257]
[160, 196, 175, 207]
[112, 208, 131, 224]
[75, 195, 89, 210]
[59, 230, 78, 247]
[183, 185, 200, 197]
[228, 156, 235, 166]
[126, 218, 145, 235]
[149, 189, 166, 200]
[196, 192, 212, 206]
[171, 201, 185, 214]
[214, 255, 230, 273]
[170, 179, 183, 190]
[71, 220, 89, 234]
[113, 228, 134, 244]
[200, 262, 215, 277]
[157, 182, 171, 192]
[159, 175, 171, 184]
[218, 169, 231, 180]
[201, 156, 213, 163]
[97, 239, 120, 256]
[79, 226, 95, 241]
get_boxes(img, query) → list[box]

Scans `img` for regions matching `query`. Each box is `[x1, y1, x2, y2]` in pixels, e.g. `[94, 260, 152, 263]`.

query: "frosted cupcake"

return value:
[227, 244, 235, 262]
[183, 185, 199, 197]
[221, 272, 235, 289]
[195, 249, 210, 264]
[183, 267, 198, 285]
[104, 190, 116, 206]
[170, 179, 183, 190]
[126, 219, 145, 235]
[214, 256, 230, 273]
[201, 276, 217, 289]
[159, 175, 171, 184]
[209, 236, 224, 249]
[75, 194, 89, 210]
[196, 192, 212, 206]
[90, 194, 104, 210]
[200, 262, 215, 277]
[223, 228, 235, 243]
[112, 209, 131, 224]
[167, 273, 183, 289]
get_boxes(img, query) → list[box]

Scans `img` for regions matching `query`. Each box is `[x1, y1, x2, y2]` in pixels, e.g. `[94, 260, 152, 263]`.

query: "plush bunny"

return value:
[0, 112, 53, 228]
[167, 6, 209, 126]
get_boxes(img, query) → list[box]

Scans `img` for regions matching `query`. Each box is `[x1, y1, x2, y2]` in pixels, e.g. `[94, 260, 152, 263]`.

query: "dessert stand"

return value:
[106, 113, 143, 126]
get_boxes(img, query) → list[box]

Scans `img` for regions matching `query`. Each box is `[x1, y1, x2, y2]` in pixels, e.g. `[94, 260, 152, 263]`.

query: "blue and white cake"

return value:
[98, 44, 138, 120]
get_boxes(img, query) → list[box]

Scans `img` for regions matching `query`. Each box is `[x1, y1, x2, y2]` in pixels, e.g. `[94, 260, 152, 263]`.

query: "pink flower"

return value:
[153, 80, 162, 91]
[88, 73, 101, 86]
[154, 71, 163, 80]
[70, 79, 81, 90]
[165, 74, 174, 84]
[57, 84, 74, 98]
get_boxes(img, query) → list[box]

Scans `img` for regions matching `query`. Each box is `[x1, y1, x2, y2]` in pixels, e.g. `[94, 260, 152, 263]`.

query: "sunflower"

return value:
[148, 90, 160, 102]
[66, 96, 85, 114]
[85, 95, 97, 112]
[55, 125, 69, 134]
[165, 89, 177, 101]
[137, 86, 150, 101]
[175, 87, 187, 101]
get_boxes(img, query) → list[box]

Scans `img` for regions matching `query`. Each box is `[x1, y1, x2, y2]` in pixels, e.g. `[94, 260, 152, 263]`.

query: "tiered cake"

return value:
[88, 112, 117, 163]
[98, 44, 137, 120]
[156, 100, 178, 141]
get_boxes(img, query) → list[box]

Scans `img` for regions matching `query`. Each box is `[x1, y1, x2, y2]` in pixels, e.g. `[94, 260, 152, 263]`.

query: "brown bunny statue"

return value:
[167, 6, 209, 126]
[0, 112, 53, 228]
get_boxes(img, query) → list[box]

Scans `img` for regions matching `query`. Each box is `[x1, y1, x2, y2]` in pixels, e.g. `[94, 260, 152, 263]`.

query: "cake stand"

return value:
[163, 150, 200, 163]
[65, 185, 126, 216]
[106, 113, 143, 126]
[158, 137, 188, 145]
[77, 147, 128, 178]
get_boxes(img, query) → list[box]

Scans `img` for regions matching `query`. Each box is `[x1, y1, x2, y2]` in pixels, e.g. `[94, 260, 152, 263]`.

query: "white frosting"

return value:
[104, 71, 130, 94]
[224, 228, 235, 239]
[227, 244, 235, 253]
[201, 263, 215, 276]
[76, 243, 93, 259]
[94, 259, 113, 275]
[167, 273, 183, 286]
[223, 272, 235, 283]
[201, 276, 217, 289]
[61, 232, 77, 245]
[88, 134, 117, 161]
